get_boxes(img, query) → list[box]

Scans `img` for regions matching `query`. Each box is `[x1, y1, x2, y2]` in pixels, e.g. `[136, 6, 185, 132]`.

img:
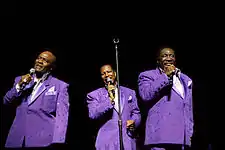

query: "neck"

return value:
[35, 72, 50, 81]
[35, 72, 44, 79]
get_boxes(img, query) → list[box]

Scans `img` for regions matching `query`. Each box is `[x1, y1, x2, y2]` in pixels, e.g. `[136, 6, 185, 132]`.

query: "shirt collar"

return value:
[33, 72, 50, 83]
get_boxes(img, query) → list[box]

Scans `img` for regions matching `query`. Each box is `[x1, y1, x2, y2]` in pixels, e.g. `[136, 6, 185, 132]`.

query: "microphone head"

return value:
[106, 77, 113, 84]
[29, 68, 35, 75]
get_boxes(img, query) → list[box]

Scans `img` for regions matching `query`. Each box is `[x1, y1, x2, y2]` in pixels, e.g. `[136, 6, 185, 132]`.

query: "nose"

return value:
[105, 72, 109, 77]
[166, 55, 171, 59]
[165, 56, 174, 61]
[36, 58, 44, 63]
[37, 59, 42, 63]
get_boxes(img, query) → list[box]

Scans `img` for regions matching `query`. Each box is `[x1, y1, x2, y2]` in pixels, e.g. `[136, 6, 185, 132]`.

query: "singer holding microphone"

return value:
[3, 50, 70, 149]
[138, 47, 194, 150]
[86, 64, 141, 150]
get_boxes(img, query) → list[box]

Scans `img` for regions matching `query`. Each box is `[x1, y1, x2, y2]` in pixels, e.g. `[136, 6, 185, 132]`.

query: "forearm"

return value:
[88, 99, 113, 120]
[53, 103, 69, 143]
[3, 86, 22, 104]
[138, 73, 171, 101]
[53, 88, 70, 143]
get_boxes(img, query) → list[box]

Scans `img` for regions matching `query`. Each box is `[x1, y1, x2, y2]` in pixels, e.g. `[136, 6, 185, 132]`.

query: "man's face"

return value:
[34, 51, 56, 74]
[100, 65, 116, 85]
[158, 48, 176, 69]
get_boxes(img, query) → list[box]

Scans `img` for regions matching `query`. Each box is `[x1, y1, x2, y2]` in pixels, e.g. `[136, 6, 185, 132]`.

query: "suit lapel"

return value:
[28, 75, 51, 106]
[102, 87, 125, 114]
[25, 80, 35, 90]
[180, 74, 190, 101]
[172, 84, 184, 99]
[119, 87, 125, 114]
[114, 87, 125, 114]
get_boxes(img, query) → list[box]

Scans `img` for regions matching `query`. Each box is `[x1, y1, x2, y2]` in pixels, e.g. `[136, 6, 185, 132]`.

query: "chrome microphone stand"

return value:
[113, 37, 124, 150]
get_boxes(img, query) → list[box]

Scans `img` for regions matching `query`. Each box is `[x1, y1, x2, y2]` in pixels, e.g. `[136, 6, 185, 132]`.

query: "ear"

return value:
[157, 59, 161, 66]
[114, 72, 116, 77]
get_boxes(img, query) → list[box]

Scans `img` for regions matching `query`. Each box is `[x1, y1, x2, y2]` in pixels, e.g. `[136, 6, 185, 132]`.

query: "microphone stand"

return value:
[113, 37, 124, 150]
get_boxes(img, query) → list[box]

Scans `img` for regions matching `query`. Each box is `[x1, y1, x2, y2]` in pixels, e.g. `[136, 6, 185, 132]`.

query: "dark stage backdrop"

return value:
[1, 17, 216, 150]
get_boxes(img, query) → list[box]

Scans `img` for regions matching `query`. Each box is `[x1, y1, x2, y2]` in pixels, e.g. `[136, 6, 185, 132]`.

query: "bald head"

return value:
[34, 51, 57, 75]
[40, 51, 56, 64]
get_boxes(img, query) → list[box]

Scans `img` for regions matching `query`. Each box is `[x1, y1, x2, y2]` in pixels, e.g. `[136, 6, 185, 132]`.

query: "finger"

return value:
[129, 126, 134, 130]
[23, 78, 28, 82]
[127, 123, 134, 127]
[127, 125, 134, 130]
[25, 75, 32, 81]
[170, 64, 176, 70]
[128, 122, 134, 126]
[127, 125, 134, 128]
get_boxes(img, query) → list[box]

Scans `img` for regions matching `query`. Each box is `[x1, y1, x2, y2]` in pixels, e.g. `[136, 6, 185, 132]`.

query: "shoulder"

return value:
[15, 76, 21, 82]
[120, 86, 133, 91]
[138, 69, 159, 78]
[87, 87, 105, 95]
[86, 87, 106, 99]
[50, 76, 69, 87]
[120, 86, 136, 94]
[181, 72, 192, 82]
[180, 73, 193, 87]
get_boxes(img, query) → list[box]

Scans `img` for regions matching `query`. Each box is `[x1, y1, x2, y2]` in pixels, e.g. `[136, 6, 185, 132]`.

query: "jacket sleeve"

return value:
[130, 90, 141, 128]
[52, 83, 70, 143]
[188, 80, 194, 137]
[138, 71, 171, 101]
[3, 76, 23, 104]
[86, 90, 113, 120]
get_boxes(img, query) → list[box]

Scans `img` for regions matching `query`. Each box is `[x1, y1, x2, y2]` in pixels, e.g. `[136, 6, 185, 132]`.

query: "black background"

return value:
[1, 3, 222, 150]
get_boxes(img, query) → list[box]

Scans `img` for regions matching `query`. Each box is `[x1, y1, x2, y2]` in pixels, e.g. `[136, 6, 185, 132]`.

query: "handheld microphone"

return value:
[106, 77, 115, 104]
[106, 77, 115, 93]
[20, 68, 35, 90]
[29, 68, 35, 75]
[106, 77, 113, 85]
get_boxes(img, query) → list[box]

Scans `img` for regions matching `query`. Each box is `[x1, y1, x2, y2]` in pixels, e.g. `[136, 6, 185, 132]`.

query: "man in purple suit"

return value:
[86, 64, 141, 150]
[3, 50, 70, 149]
[138, 47, 194, 150]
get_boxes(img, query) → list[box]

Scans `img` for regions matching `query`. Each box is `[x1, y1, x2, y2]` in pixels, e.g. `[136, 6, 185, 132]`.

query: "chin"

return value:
[36, 70, 45, 74]
[35, 69, 41, 73]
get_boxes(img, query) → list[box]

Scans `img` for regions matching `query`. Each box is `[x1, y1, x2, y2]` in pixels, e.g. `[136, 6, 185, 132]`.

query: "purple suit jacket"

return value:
[138, 68, 194, 146]
[86, 86, 141, 150]
[4, 75, 70, 148]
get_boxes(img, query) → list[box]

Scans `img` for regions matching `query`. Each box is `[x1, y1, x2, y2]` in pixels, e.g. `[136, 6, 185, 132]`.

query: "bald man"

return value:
[3, 50, 70, 149]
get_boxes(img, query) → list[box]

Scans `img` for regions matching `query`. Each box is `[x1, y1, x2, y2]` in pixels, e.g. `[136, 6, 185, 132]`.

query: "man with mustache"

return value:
[86, 64, 141, 150]
[3, 49, 70, 149]
[138, 47, 194, 150]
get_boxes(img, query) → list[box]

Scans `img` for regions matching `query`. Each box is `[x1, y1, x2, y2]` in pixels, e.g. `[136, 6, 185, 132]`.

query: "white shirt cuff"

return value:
[16, 84, 21, 92]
